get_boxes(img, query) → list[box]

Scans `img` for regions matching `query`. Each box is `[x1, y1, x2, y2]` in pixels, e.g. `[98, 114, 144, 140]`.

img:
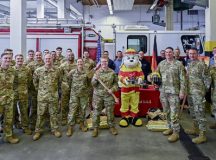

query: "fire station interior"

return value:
[0, 0, 215, 160]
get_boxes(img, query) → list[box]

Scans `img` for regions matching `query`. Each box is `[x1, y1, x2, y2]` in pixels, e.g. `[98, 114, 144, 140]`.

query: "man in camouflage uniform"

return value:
[4, 48, 16, 66]
[66, 59, 90, 136]
[0, 52, 20, 144]
[59, 50, 77, 125]
[91, 57, 118, 137]
[13, 54, 32, 135]
[56, 47, 66, 64]
[51, 51, 60, 67]
[83, 51, 96, 109]
[32, 53, 62, 140]
[24, 50, 35, 66]
[184, 48, 211, 144]
[154, 47, 186, 143]
[27, 51, 44, 129]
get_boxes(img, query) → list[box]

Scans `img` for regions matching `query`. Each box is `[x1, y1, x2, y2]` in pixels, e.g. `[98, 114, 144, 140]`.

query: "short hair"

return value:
[4, 48, 13, 52]
[43, 49, 49, 53]
[117, 50, 122, 53]
[44, 53, 52, 57]
[189, 47, 198, 53]
[77, 58, 83, 62]
[165, 47, 173, 51]
[213, 47, 216, 50]
[1, 52, 11, 58]
[56, 47, 62, 51]
[160, 50, 165, 53]
[67, 48, 72, 52]
[51, 51, 56, 54]
[28, 49, 34, 53]
[15, 54, 24, 59]
[103, 51, 109, 54]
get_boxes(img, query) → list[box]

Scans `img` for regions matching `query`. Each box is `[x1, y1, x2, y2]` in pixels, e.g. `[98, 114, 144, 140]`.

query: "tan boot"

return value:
[92, 128, 98, 137]
[209, 123, 216, 129]
[53, 130, 62, 138]
[61, 119, 67, 126]
[23, 128, 32, 135]
[168, 132, 179, 143]
[163, 129, 173, 136]
[66, 126, 73, 137]
[184, 121, 199, 135]
[80, 122, 88, 132]
[192, 131, 207, 144]
[5, 136, 20, 144]
[110, 127, 118, 135]
[33, 132, 41, 141]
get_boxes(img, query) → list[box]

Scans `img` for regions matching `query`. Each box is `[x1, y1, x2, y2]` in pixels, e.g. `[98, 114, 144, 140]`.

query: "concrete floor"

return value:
[0, 111, 216, 160]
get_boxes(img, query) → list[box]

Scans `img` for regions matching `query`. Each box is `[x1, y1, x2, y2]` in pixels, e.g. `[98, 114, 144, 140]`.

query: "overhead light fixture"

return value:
[107, 0, 113, 15]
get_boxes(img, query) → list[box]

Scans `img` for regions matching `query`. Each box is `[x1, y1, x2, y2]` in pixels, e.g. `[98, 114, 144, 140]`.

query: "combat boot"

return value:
[23, 128, 32, 135]
[92, 128, 98, 137]
[5, 136, 20, 144]
[61, 119, 67, 126]
[33, 132, 41, 141]
[110, 127, 118, 135]
[80, 122, 88, 132]
[209, 123, 216, 129]
[66, 126, 74, 137]
[168, 132, 179, 143]
[163, 129, 173, 136]
[53, 130, 62, 138]
[192, 131, 207, 144]
[184, 121, 199, 135]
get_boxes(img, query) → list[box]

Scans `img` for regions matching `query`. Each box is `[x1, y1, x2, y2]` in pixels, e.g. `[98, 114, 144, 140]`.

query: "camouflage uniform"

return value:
[83, 57, 96, 109]
[187, 60, 211, 131]
[27, 60, 45, 128]
[91, 68, 118, 128]
[210, 66, 216, 117]
[10, 60, 16, 66]
[33, 66, 61, 132]
[24, 59, 34, 66]
[13, 65, 32, 129]
[53, 60, 61, 67]
[57, 55, 66, 64]
[59, 61, 77, 122]
[158, 60, 186, 133]
[67, 69, 89, 126]
[0, 66, 16, 138]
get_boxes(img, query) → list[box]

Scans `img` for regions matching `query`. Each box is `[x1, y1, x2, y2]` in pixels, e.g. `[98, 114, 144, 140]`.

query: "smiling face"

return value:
[123, 54, 139, 68]
[165, 48, 174, 61]
[189, 48, 198, 61]
[15, 55, 24, 66]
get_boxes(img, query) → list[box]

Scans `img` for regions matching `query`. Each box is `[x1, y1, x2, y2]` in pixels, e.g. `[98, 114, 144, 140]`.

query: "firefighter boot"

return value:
[192, 131, 207, 144]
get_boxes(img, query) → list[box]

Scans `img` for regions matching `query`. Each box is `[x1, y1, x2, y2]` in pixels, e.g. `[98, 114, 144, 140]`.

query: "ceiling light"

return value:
[107, 0, 113, 15]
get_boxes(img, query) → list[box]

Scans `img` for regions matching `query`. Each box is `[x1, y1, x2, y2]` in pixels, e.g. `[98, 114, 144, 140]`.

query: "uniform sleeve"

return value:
[179, 63, 187, 95]
[202, 64, 211, 91]
[27, 67, 32, 90]
[33, 69, 39, 90]
[110, 73, 118, 92]
[91, 72, 99, 87]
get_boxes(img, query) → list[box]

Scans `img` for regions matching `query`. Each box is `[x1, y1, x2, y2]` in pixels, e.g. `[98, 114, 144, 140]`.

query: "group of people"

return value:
[0, 46, 216, 145]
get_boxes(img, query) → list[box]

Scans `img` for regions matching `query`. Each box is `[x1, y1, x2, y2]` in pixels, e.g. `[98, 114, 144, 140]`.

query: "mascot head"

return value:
[122, 48, 140, 68]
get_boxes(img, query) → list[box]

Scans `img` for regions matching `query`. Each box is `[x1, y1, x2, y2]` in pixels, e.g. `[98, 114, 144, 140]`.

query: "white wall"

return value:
[84, 5, 205, 39]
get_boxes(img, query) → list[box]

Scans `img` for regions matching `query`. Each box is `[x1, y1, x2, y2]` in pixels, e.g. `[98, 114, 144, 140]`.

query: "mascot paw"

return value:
[119, 118, 130, 127]
[131, 117, 143, 127]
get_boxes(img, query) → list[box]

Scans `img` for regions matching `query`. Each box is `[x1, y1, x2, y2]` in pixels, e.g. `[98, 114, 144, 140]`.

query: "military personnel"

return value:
[209, 65, 216, 129]
[59, 50, 76, 125]
[27, 51, 45, 129]
[150, 46, 186, 143]
[91, 57, 118, 137]
[0, 52, 20, 144]
[51, 51, 60, 67]
[24, 50, 35, 65]
[32, 53, 62, 140]
[4, 48, 16, 66]
[56, 47, 66, 64]
[66, 59, 90, 136]
[13, 54, 32, 135]
[184, 48, 211, 144]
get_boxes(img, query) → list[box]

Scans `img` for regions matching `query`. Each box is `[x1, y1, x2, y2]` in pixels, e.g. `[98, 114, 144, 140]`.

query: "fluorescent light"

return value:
[107, 0, 113, 15]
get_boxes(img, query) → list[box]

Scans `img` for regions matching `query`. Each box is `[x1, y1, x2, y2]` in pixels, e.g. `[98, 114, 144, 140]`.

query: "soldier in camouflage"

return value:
[24, 50, 35, 66]
[13, 54, 32, 135]
[4, 48, 16, 66]
[156, 47, 186, 143]
[184, 48, 211, 144]
[0, 52, 20, 144]
[51, 51, 60, 67]
[66, 59, 90, 136]
[32, 53, 62, 141]
[59, 50, 77, 125]
[91, 57, 119, 137]
[27, 51, 45, 129]
[56, 47, 66, 64]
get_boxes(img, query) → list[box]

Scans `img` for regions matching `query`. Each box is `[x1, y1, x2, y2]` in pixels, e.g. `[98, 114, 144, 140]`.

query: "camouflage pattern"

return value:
[53, 60, 61, 67]
[10, 60, 16, 66]
[13, 65, 32, 128]
[157, 60, 187, 133]
[59, 61, 77, 122]
[91, 68, 118, 128]
[27, 60, 45, 128]
[67, 69, 89, 126]
[0, 66, 16, 137]
[33, 66, 61, 132]
[24, 59, 34, 66]
[83, 57, 96, 72]
[210, 66, 216, 117]
[187, 60, 211, 131]
[57, 55, 66, 64]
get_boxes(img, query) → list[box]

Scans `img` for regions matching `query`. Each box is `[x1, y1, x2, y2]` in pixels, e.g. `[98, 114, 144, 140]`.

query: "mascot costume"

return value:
[118, 49, 144, 127]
